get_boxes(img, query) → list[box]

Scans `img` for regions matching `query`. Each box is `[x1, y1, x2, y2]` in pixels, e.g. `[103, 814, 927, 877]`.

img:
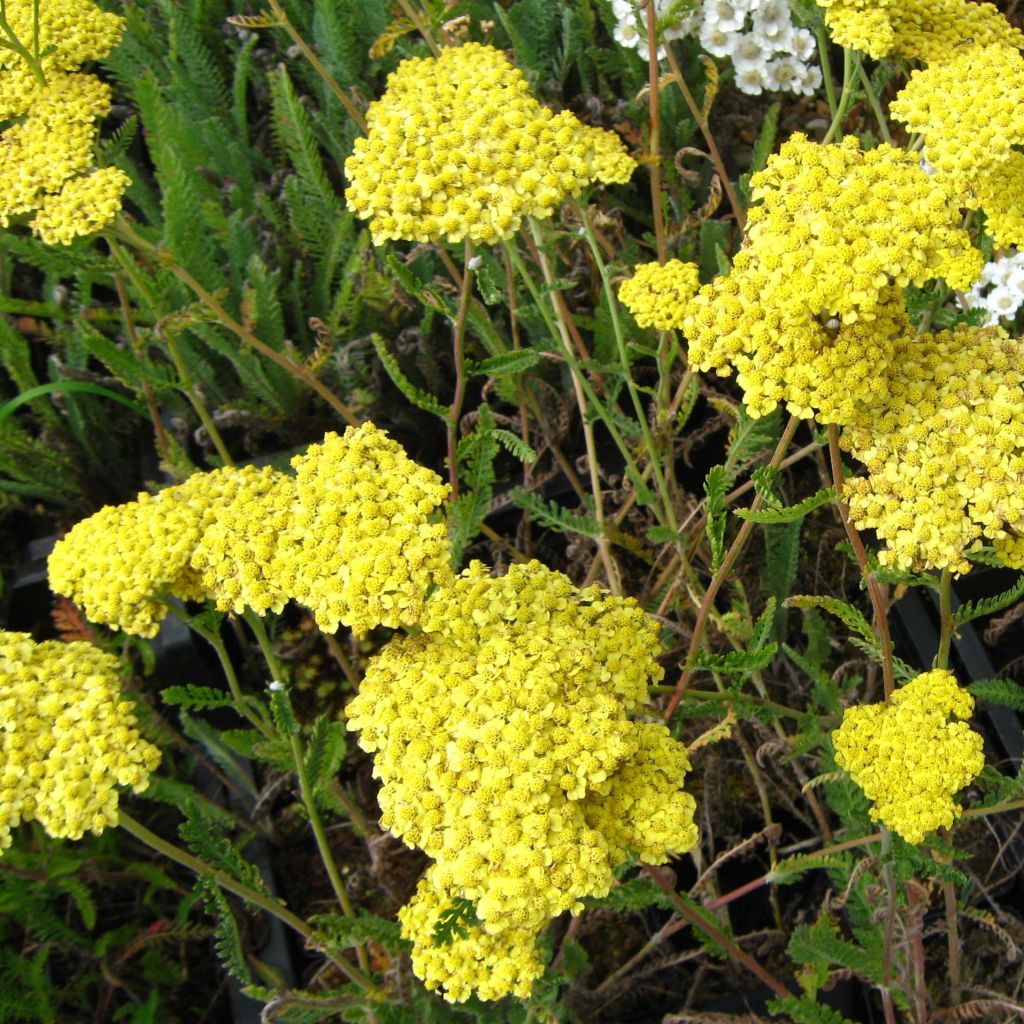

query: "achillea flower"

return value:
[619, 259, 701, 330]
[817, 0, 1023, 61]
[285, 423, 452, 636]
[398, 867, 544, 1003]
[0, 0, 129, 243]
[0, 632, 160, 850]
[344, 43, 635, 244]
[346, 560, 697, 1001]
[678, 134, 978, 421]
[0, 0, 124, 75]
[832, 669, 983, 844]
[840, 324, 1024, 573]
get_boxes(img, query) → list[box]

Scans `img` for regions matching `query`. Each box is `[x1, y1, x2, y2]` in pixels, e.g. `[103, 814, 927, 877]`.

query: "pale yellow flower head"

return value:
[347, 560, 697, 1001]
[619, 259, 701, 331]
[841, 324, 1024, 573]
[285, 423, 453, 636]
[817, 0, 1023, 61]
[31, 166, 130, 245]
[344, 42, 635, 244]
[832, 670, 983, 844]
[0, 632, 160, 850]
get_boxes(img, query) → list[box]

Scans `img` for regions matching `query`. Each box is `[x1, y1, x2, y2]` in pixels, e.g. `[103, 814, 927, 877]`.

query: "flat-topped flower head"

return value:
[840, 324, 1024, 573]
[286, 423, 453, 635]
[832, 669, 983, 844]
[347, 560, 697, 1000]
[0, 0, 124, 76]
[0, 632, 160, 851]
[817, 0, 1023, 61]
[344, 43, 635, 244]
[619, 259, 701, 330]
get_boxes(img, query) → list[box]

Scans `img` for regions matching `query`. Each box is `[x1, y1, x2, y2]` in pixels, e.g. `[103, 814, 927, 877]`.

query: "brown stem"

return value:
[663, 45, 746, 231]
[663, 416, 799, 720]
[826, 424, 895, 698]
[645, 0, 667, 263]
[644, 869, 793, 1000]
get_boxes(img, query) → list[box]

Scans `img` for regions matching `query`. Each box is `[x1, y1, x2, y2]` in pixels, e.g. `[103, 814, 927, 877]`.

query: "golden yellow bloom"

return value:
[0, 0, 124, 75]
[619, 259, 700, 330]
[347, 560, 697, 1001]
[398, 867, 544, 1003]
[285, 423, 452, 636]
[680, 134, 978, 422]
[31, 166, 130, 245]
[0, 632, 160, 850]
[973, 153, 1024, 249]
[832, 670, 983, 844]
[840, 324, 1024, 573]
[818, 0, 1023, 61]
[344, 43, 635, 244]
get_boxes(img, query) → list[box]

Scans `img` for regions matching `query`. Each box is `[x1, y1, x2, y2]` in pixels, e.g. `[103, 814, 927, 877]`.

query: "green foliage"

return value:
[734, 488, 835, 524]
[161, 684, 237, 712]
[968, 677, 1024, 710]
[786, 595, 876, 646]
[953, 574, 1024, 627]
[370, 333, 451, 420]
[197, 878, 254, 983]
[303, 715, 348, 810]
[311, 912, 411, 955]
[432, 897, 481, 945]
[178, 801, 266, 894]
[594, 877, 676, 913]
[767, 996, 857, 1024]
[510, 488, 601, 539]
[704, 464, 727, 571]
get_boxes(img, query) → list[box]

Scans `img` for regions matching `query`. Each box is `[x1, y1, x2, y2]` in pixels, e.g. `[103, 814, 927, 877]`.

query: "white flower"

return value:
[789, 28, 817, 62]
[764, 55, 804, 92]
[702, 0, 746, 32]
[751, 0, 791, 39]
[700, 19, 737, 56]
[730, 31, 771, 71]
[614, 18, 642, 48]
[735, 64, 766, 94]
[984, 285, 1023, 320]
[792, 62, 822, 96]
[612, 0, 635, 19]
[1005, 264, 1024, 294]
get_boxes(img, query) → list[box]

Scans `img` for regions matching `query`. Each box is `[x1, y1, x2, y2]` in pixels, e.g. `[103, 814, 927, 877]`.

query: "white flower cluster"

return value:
[965, 251, 1024, 325]
[611, 0, 822, 97]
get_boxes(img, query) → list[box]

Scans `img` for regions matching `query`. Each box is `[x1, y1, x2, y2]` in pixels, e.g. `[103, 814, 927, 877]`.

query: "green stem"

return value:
[822, 47, 855, 144]
[935, 568, 954, 670]
[117, 811, 377, 992]
[815, 23, 838, 120]
[651, 685, 822, 723]
[854, 55, 894, 145]
[243, 613, 372, 976]
[0, 1, 47, 87]
[447, 239, 474, 499]
[576, 203, 677, 534]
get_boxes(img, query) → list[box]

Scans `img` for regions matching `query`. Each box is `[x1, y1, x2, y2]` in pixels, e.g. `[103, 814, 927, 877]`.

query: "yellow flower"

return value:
[344, 42, 635, 244]
[840, 324, 1024, 573]
[832, 670, 983, 844]
[0, 632, 160, 850]
[31, 166, 130, 245]
[0, 0, 124, 75]
[346, 560, 697, 1001]
[619, 259, 701, 330]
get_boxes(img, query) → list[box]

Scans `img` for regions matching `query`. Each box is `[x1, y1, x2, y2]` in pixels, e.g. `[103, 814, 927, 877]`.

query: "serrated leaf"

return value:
[968, 677, 1024, 711]
[749, 597, 777, 654]
[953, 574, 1024, 627]
[431, 897, 479, 945]
[770, 852, 851, 886]
[704, 464, 727, 571]
[162, 684, 236, 712]
[593, 877, 675, 913]
[466, 350, 540, 376]
[510, 488, 601, 539]
[689, 642, 778, 676]
[751, 102, 780, 173]
[491, 428, 536, 464]
[310, 912, 411, 954]
[304, 716, 347, 803]
[767, 996, 857, 1024]
[786, 595, 875, 645]
[269, 689, 300, 737]
[198, 880, 253, 983]
[735, 488, 835, 524]
[370, 333, 450, 420]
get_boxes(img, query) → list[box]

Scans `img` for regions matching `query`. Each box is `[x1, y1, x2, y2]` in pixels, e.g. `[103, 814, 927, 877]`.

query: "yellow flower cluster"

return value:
[840, 324, 1024, 573]
[673, 135, 978, 421]
[890, 45, 1024, 248]
[344, 43, 635, 244]
[0, 632, 160, 851]
[619, 260, 701, 330]
[832, 670, 984, 844]
[346, 560, 698, 1002]
[286, 425, 453, 636]
[817, 0, 1023, 61]
[0, 0, 128, 243]
[49, 424, 451, 637]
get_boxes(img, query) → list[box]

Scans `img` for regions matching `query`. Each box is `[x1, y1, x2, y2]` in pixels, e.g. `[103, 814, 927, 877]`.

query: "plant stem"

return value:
[826, 424, 895, 698]
[935, 568, 954, 670]
[244, 613, 372, 976]
[111, 218, 360, 428]
[644, 868, 793, 1000]
[651, 686, 813, 722]
[395, 0, 441, 56]
[822, 47, 855, 144]
[880, 830, 900, 1024]
[645, 0, 667, 263]
[663, 45, 745, 230]
[854, 55, 894, 145]
[117, 811, 377, 991]
[447, 239, 474, 498]
[265, 0, 367, 134]
[663, 416, 799, 720]
[814, 23, 838, 120]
